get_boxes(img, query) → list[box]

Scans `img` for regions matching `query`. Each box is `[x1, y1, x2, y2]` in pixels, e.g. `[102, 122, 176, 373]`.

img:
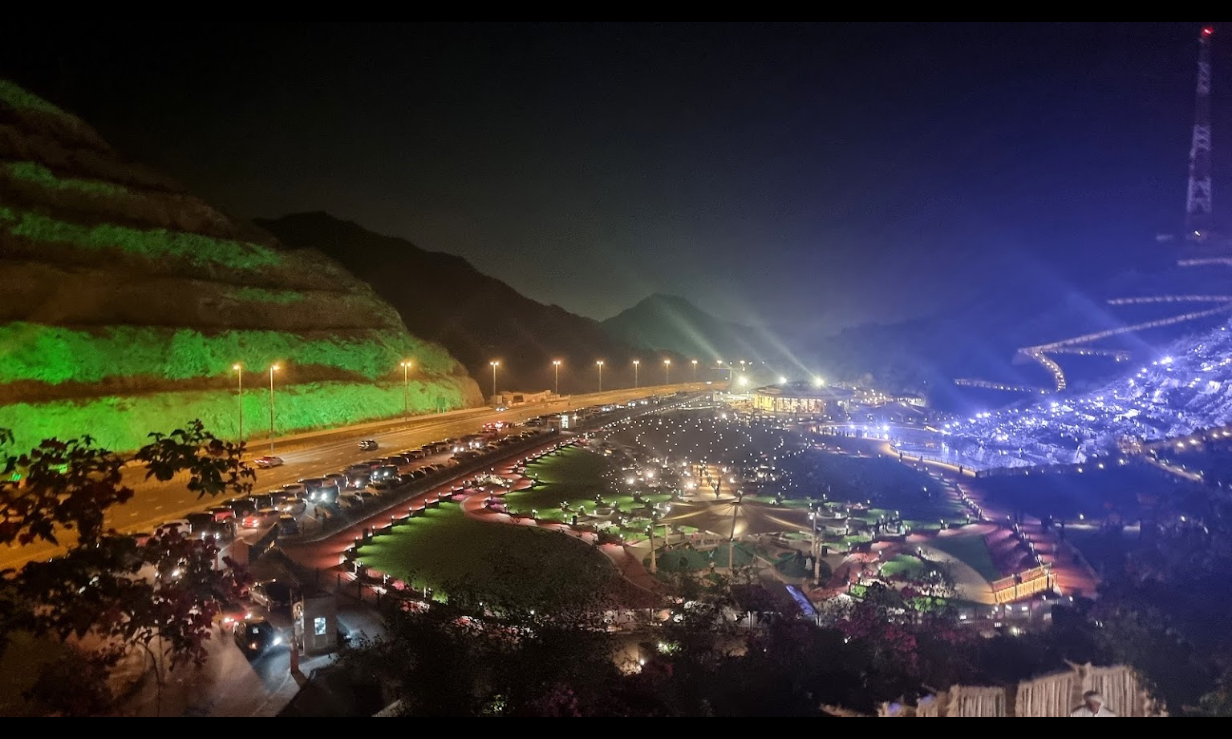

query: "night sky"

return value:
[3, 22, 1227, 336]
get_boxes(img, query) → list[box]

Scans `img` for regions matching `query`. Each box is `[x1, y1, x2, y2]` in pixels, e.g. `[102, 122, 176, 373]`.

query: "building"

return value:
[751, 382, 855, 416]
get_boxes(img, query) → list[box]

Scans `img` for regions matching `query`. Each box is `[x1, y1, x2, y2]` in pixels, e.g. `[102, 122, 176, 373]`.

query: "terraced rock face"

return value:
[0, 80, 482, 451]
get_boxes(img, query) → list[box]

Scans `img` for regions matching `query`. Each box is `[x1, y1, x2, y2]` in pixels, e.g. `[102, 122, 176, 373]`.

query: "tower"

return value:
[1185, 25, 1215, 241]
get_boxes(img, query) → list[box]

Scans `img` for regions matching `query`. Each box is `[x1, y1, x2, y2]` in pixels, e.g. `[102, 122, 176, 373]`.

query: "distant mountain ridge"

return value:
[258, 213, 691, 395]
[601, 294, 774, 365]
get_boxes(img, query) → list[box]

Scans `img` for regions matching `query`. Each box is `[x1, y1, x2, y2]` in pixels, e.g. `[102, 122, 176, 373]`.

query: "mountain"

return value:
[601, 294, 792, 377]
[0, 80, 481, 451]
[256, 213, 683, 395]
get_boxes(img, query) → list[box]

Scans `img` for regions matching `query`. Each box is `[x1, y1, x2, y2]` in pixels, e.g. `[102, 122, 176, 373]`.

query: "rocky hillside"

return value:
[258, 213, 677, 395]
[0, 80, 481, 451]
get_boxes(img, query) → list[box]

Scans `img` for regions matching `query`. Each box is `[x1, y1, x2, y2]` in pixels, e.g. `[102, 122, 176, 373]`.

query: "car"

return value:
[241, 507, 278, 529]
[249, 493, 275, 510]
[397, 473, 418, 485]
[495, 406, 508, 412]
[371, 465, 398, 481]
[354, 491, 378, 504]
[358, 439, 379, 451]
[255, 456, 284, 468]
[208, 506, 236, 523]
[218, 600, 251, 632]
[368, 480, 393, 492]
[309, 483, 340, 504]
[277, 514, 300, 535]
[280, 483, 308, 496]
[234, 618, 282, 657]
[154, 519, 192, 539]
[225, 497, 257, 518]
[279, 494, 306, 515]
[249, 579, 295, 612]
[325, 472, 349, 487]
[186, 512, 218, 538]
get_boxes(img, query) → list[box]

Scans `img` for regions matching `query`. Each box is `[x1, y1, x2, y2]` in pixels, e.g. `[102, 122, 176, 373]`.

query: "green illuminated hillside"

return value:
[0, 80, 482, 451]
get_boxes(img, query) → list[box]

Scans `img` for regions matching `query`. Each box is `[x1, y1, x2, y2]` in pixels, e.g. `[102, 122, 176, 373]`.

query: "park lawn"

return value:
[880, 553, 927, 579]
[355, 504, 615, 595]
[646, 541, 759, 573]
[929, 532, 1002, 583]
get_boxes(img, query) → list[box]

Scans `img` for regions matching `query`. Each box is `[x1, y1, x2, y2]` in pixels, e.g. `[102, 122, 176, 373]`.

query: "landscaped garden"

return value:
[353, 503, 615, 596]
[927, 532, 1002, 583]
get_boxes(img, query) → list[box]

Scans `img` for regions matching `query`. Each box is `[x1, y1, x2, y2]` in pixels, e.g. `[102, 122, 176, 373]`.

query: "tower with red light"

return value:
[1185, 25, 1214, 241]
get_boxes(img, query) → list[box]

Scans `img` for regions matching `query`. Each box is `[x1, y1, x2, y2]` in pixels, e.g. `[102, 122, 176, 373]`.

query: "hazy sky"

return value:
[3, 22, 1226, 335]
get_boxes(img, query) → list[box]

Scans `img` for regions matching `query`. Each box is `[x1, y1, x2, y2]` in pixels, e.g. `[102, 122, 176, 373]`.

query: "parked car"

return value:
[234, 618, 282, 657]
[397, 473, 418, 485]
[279, 494, 306, 515]
[358, 439, 379, 451]
[255, 456, 284, 468]
[281, 483, 308, 496]
[368, 480, 393, 492]
[325, 472, 349, 488]
[277, 514, 299, 535]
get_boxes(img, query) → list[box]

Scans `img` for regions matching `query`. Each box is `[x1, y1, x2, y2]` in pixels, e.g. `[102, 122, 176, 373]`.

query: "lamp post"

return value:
[633, 360, 640, 389]
[268, 364, 279, 453]
[596, 360, 604, 393]
[232, 363, 243, 445]
[553, 360, 562, 396]
[489, 361, 500, 403]
[664, 358, 671, 386]
[691, 359, 698, 382]
[400, 360, 413, 417]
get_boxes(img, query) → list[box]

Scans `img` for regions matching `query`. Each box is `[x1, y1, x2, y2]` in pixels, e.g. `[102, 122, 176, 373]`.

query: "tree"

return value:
[0, 420, 254, 715]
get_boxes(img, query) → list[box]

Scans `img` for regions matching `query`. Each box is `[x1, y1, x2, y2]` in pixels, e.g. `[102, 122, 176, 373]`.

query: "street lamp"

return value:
[400, 360, 413, 417]
[664, 358, 671, 385]
[489, 361, 500, 403]
[633, 359, 640, 389]
[552, 360, 562, 395]
[268, 364, 280, 453]
[691, 359, 698, 382]
[596, 360, 604, 393]
[232, 363, 243, 445]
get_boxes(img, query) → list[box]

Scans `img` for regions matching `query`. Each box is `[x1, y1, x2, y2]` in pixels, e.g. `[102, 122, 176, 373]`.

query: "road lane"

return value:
[0, 384, 713, 571]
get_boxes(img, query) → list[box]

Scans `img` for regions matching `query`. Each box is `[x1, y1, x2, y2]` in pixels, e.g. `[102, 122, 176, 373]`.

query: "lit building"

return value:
[752, 381, 854, 416]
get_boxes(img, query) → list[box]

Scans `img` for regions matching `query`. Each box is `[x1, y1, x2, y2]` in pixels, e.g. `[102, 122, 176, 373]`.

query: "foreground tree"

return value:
[0, 421, 255, 715]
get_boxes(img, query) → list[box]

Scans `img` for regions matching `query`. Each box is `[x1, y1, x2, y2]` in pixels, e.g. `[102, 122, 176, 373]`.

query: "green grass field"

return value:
[928, 533, 1002, 582]
[879, 553, 928, 579]
[354, 503, 614, 596]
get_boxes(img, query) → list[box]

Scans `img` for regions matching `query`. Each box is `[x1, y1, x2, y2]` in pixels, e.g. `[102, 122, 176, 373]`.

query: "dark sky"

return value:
[2, 22, 1227, 336]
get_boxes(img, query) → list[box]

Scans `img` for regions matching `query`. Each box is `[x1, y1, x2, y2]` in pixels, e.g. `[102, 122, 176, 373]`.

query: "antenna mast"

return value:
[1185, 25, 1215, 240]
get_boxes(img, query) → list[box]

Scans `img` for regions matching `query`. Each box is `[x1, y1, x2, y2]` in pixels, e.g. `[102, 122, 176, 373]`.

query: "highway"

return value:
[0, 383, 714, 571]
